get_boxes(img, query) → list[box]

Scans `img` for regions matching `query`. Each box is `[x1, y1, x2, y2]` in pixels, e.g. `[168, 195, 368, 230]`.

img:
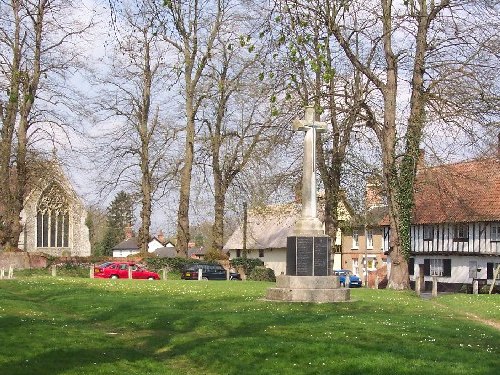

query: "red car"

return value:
[93, 262, 160, 280]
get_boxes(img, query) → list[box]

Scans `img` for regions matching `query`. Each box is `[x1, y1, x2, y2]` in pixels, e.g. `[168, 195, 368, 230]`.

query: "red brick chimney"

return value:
[157, 230, 165, 244]
[365, 176, 384, 210]
[124, 225, 134, 240]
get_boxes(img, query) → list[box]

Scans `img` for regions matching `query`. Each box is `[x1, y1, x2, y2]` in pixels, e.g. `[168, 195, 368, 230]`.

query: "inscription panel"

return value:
[286, 236, 297, 275]
[313, 237, 329, 276]
[296, 237, 313, 276]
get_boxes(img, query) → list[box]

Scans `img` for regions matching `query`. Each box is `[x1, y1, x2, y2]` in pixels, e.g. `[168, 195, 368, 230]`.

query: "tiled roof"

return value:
[112, 237, 139, 250]
[154, 247, 177, 258]
[413, 157, 500, 224]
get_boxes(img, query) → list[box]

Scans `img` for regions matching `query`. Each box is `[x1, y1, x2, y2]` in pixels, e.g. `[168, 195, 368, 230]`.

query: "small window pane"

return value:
[352, 230, 359, 249]
[57, 214, 63, 247]
[491, 223, 500, 242]
[37, 212, 43, 247]
[454, 224, 468, 241]
[42, 212, 49, 247]
[423, 225, 434, 241]
[430, 259, 443, 276]
[50, 210, 56, 247]
[366, 230, 373, 249]
[63, 213, 69, 247]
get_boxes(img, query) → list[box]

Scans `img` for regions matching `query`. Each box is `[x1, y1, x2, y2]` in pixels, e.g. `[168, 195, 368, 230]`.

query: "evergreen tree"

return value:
[100, 191, 135, 256]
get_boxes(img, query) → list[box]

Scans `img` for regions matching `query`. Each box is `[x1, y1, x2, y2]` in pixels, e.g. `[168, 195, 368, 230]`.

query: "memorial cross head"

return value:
[292, 106, 327, 133]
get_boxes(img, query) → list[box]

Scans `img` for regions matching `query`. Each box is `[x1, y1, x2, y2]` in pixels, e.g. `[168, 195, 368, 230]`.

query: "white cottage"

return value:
[224, 197, 353, 276]
[382, 156, 500, 292]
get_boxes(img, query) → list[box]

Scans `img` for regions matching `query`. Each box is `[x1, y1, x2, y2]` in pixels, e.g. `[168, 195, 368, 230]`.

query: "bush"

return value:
[204, 248, 229, 262]
[248, 266, 276, 282]
[229, 258, 264, 275]
[480, 284, 498, 294]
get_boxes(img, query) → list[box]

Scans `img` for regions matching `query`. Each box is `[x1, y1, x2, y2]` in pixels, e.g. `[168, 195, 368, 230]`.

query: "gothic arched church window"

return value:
[36, 183, 69, 248]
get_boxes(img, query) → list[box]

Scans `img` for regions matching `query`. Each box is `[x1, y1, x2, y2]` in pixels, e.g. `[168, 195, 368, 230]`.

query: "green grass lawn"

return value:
[0, 277, 498, 375]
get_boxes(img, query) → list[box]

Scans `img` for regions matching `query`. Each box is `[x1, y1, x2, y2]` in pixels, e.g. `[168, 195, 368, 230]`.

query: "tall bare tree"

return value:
[199, 29, 279, 252]
[158, 0, 227, 257]
[92, 0, 178, 254]
[0, 0, 91, 250]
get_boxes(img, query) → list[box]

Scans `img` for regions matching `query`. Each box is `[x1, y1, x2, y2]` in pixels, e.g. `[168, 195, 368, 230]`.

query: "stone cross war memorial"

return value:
[287, 106, 330, 277]
[266, 106, 349, 303]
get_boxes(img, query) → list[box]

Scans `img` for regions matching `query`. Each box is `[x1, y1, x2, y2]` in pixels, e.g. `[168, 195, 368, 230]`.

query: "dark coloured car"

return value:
[181, 263, 241, 280]
[333, 269, 362, 288]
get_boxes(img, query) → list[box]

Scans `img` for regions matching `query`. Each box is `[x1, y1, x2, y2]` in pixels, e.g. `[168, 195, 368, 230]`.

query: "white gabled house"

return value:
[112, 230, 169, 258]
[382, 156, 500, 292]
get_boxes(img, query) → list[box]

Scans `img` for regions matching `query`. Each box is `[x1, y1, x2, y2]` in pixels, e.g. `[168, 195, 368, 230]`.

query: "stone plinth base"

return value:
[266, 275, 350, 303]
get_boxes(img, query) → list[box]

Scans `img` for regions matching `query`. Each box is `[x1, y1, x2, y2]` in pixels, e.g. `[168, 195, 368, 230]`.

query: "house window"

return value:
[423, 225, 434, 241]
[424, 258, 451, 277]
[352, 230, 359, 249]
[366, 229, 373, 249]
[430, 259, 444, 276]
[453, 223, 469, 242]
[36, 183, 69, 248]
[491, 223, 500, 242]
[408, 257, 415, 276]
[352, 259, 359, 275]
[259, 249, 264, 257]
[236, 249, 241, 257]
[487, 262, 500, 280]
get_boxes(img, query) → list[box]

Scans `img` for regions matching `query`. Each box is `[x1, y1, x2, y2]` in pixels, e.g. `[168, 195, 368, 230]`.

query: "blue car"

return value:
[333, 269, 363, 288]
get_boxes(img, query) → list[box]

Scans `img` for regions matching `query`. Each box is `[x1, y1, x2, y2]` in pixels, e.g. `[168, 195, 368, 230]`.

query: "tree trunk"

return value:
[211, 179, 226, 253]
[138, 33, 153, 255]
[176, 88, 195, 258]
[0, 0, 21, 250]
[380, 0, 409, 289]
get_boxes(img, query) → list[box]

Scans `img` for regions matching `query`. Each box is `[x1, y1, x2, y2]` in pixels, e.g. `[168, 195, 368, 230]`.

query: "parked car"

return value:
[333, 269, 362, 287]
[94, 262, 160, 280]
[181, 263, 241, 280]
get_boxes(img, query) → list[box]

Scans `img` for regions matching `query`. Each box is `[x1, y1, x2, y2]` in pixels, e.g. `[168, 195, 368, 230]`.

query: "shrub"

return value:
[248, 266, 276, 282]
[229, 257, 264, 275]
[204, 248, 229, 262]
[479, 284, 498, 294]
[143, 257, 201, 273]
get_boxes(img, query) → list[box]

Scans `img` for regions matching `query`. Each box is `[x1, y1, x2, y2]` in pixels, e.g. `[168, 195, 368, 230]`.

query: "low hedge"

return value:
[248, 266, 276, 282]
[229, 258, 264, 275]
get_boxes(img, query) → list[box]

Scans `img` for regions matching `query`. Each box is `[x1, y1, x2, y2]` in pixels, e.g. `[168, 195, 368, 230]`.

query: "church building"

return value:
[18, 161, 91, 257]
